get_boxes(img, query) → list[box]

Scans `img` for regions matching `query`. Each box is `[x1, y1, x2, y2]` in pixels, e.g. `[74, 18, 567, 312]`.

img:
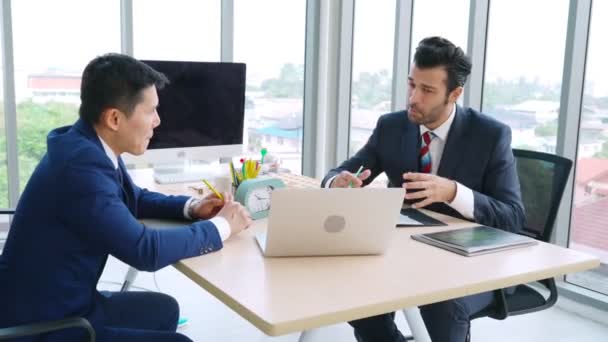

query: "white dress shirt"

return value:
[419, 104, 474, 219]
[326, 104, 474, 220]
[98, 136, 231, 241]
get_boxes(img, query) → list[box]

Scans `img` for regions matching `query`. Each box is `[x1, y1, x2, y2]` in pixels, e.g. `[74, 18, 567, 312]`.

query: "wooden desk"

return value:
[130, 169, 600, 337]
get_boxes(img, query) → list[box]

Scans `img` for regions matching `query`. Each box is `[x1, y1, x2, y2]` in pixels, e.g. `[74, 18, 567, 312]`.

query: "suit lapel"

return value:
[118, 157, 137, 216]
[437, 106, 467, 178]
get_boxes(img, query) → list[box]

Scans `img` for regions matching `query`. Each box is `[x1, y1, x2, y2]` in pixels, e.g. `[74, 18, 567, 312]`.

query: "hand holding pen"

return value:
[330, 166, 372, 188]
[189, 180, 226, 220]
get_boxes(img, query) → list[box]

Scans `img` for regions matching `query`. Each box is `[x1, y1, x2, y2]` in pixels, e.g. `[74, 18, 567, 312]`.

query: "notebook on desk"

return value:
[411, 225, 537, 256]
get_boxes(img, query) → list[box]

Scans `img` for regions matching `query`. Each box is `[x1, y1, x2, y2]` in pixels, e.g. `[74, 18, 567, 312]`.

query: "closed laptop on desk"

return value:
[256, 187, 404, 257]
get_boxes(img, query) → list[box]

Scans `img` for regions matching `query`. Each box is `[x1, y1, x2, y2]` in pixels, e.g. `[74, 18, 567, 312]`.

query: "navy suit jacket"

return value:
[322, 106, 525, 232]
[0, 119, 223, 339]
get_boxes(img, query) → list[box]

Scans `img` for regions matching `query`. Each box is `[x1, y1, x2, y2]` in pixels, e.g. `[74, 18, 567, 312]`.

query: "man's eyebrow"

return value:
[409, 78, 438, 90]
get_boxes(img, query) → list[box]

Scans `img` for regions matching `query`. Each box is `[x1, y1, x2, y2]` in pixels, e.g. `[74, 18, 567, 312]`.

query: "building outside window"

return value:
[11, 0, 121, 193]
[235, 0, 306, 174]
[567, 0, 608, 295]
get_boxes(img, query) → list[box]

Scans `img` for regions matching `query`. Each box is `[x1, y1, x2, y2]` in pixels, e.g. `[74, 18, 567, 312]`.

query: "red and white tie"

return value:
[419, 131, 435, 173]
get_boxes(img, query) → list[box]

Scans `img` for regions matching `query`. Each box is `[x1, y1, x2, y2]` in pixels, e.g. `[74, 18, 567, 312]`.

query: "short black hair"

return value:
[79, 53, 169, 124]
[413, 37, 472, 93]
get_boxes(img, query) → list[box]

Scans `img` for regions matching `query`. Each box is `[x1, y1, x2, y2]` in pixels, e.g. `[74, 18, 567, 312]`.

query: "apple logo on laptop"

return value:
[324, 215, 346, 233]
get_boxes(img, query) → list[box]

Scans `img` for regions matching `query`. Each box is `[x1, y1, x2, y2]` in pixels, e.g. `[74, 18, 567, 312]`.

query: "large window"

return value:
[411, 0, 470, 107]
[12, 1, 121, 193]
[411, 0, 469, 55]
[234, 0, 306, 174]
[0, 67, 6, 208]
[482, 0, 568, 153]
[133, 0, 220, 61]
[349, 0, 395, 157]
[567, 0, 608, 295]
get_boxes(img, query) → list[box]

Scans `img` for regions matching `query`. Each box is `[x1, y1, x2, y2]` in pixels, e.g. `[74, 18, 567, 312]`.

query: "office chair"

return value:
[401, 149, 573, 341]
[0, 209, 96, 341]
[466, 149, 573, 340]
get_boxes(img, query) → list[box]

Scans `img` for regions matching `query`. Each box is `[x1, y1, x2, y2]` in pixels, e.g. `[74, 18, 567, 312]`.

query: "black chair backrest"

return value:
[513, 149, 572, 242]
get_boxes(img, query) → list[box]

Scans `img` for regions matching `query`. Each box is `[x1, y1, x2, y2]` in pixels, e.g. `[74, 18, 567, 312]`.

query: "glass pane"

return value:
[12, 0, 121, 193]
[234, 0, 306, 174]
[482, 0, 568, 153]
[350, 0, 395, 158]
[133, 0, 220, 61]
[411, 0, 470, 107]
[0, 65, 6, 209]
[411, 0, 469, 53]
[567, 0, 608, 295]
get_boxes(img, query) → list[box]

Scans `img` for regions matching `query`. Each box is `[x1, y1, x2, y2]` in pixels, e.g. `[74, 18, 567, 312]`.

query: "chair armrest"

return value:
[0, 209, 15, 215]
[0, 317, 95, 341]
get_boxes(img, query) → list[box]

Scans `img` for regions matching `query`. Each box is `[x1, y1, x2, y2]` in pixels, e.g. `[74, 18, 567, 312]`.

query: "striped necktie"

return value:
[419, 131, 435, 173]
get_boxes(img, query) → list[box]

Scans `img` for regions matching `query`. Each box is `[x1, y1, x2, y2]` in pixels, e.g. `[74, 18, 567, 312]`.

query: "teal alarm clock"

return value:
[234, 177, 286, 220]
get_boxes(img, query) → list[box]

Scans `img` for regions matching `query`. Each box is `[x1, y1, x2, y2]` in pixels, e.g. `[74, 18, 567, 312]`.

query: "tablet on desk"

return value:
[411, 225, 537, 256]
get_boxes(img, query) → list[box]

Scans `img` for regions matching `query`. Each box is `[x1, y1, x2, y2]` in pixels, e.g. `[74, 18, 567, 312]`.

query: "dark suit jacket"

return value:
[0, 119, 222, 340]
[322, 106, 525, 232]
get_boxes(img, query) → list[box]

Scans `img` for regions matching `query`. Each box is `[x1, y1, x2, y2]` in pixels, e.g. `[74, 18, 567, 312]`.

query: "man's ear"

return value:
[448, 86, 463, 104]
[100, 108, 121, 131]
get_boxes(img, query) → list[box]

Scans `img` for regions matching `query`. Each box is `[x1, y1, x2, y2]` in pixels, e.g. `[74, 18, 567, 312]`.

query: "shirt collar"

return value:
[98, 135, 119, 169]
[420, 103, 457, 141]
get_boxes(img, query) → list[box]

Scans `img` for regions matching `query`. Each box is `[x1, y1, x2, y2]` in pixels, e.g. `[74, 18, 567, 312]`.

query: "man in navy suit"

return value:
[322, 37, 525, 342]
[0, 54, 252, 341]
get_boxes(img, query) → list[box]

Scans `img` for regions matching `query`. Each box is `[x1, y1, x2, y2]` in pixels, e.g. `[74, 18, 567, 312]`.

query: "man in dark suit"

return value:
[322, 37, 525, 342]
[0, 54, 252, 341]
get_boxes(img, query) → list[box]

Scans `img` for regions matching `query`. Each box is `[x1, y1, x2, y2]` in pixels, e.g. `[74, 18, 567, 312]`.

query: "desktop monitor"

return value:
[122, 60, 246, 166]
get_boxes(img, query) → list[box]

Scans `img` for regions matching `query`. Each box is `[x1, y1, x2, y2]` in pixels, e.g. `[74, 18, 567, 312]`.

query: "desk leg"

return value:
[297, 328, 324, 342]
[120, 267, 139, 292]
[403, 308, 431, 342]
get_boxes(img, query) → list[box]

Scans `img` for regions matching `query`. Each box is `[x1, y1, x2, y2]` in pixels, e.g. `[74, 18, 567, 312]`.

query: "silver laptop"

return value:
[256, 187, 404, 257]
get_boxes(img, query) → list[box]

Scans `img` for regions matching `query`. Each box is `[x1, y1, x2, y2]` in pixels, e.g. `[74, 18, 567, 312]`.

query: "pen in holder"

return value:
[230, 159, 261, 191]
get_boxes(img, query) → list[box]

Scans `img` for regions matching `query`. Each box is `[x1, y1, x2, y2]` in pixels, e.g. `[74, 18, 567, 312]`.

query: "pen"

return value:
[229, 161, 239, 187]
[229, 161, 235, 185]
[260, 148, 267, 164]
[349, 165, 364, 188]
[202, 179, 224, 200]
[240, 158, 247, 180]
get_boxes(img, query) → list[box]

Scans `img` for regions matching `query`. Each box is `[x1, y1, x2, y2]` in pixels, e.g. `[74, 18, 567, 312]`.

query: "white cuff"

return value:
[325, 175, 338, 188]
[183, 197, 195, 219]
[446, 182, 475, 220]
[209, 216, 231, 242]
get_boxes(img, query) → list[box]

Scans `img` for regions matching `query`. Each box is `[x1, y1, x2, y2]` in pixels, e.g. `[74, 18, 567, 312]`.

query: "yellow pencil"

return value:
[202, 179, 224, 200]
[247, 160, 255, 179]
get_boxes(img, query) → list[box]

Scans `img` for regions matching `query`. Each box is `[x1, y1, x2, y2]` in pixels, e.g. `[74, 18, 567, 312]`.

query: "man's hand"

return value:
[330, 169, 372, 188]
[402, 172, 457, 208]
[216, 193, 252, 237]
[191, 193, 225, 220]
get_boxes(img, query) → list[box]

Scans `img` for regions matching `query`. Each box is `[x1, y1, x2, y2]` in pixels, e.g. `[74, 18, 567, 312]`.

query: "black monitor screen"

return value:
[143, 60, 246, 149]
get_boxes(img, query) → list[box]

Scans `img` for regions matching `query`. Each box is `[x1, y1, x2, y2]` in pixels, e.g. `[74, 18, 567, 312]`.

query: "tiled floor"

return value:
[99, 256, 608, 341]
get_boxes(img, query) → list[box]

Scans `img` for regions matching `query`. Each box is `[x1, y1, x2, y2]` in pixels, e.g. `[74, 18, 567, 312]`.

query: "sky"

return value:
[2, 0, 608, 97]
